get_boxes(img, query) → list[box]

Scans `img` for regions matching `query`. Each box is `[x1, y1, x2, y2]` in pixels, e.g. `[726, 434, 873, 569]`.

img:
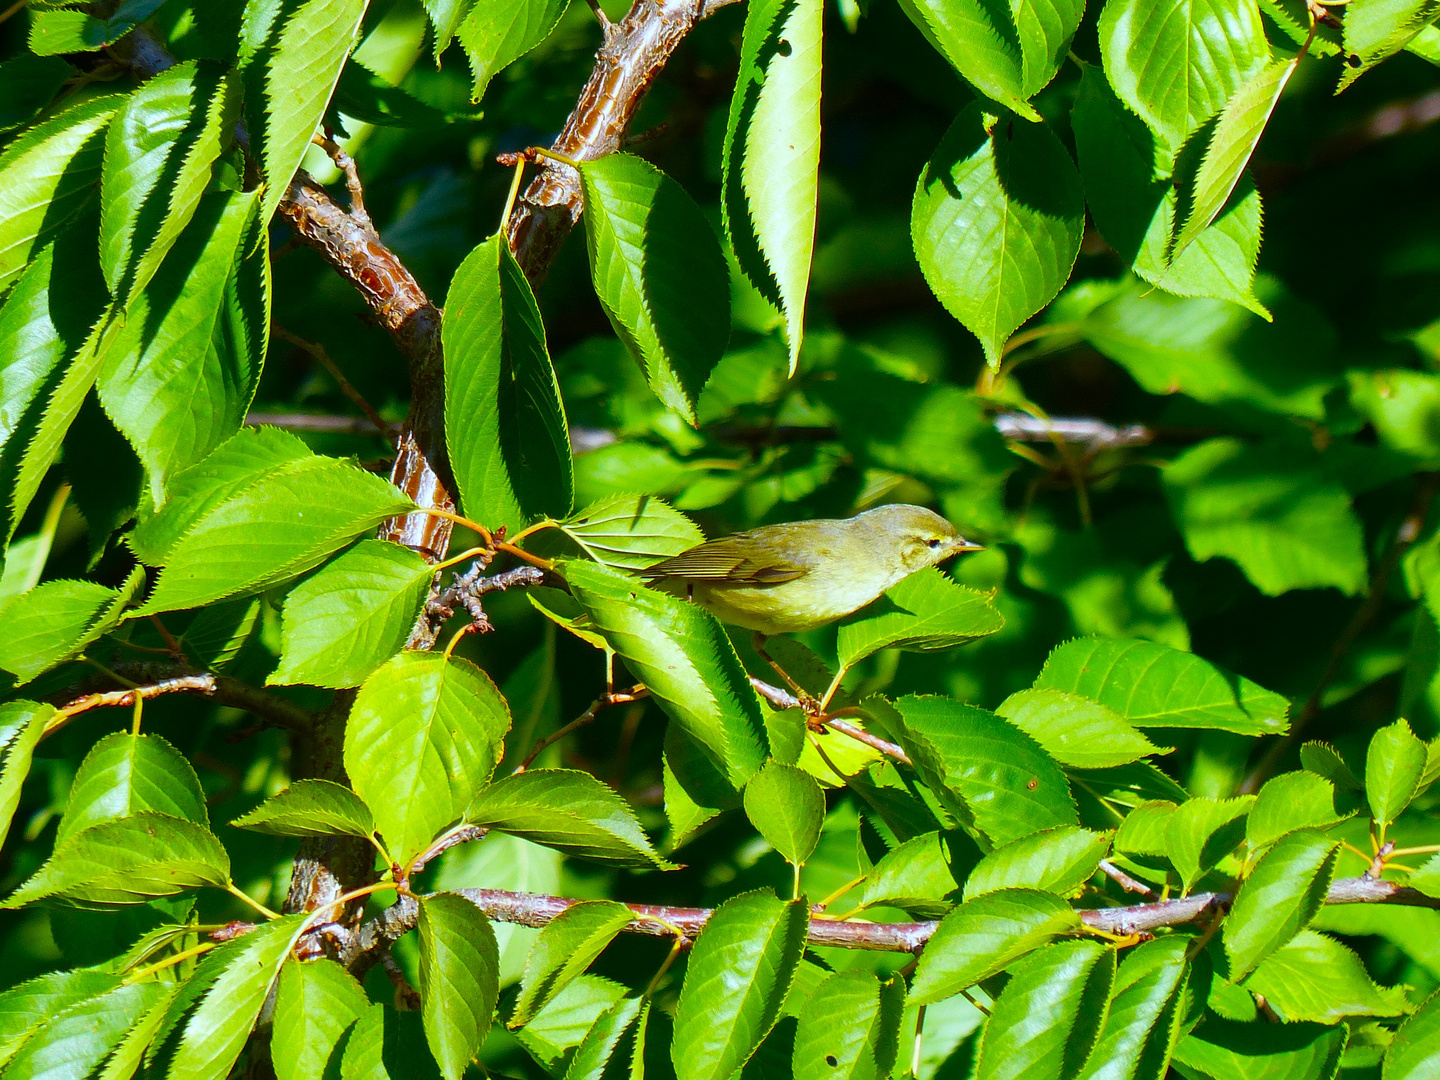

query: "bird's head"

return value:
[864, 504, 985, 572]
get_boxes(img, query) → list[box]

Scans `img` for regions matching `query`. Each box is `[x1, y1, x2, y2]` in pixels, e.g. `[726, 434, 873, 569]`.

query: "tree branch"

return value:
[46, 667, 314, 738]
[344, 874, 1440, 967]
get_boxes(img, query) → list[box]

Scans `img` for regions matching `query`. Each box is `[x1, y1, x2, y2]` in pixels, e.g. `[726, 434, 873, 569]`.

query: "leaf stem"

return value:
[226, 882, 280, 920]
[124, 940, 218, 984]
[643, 934, 686, 999]
[500, 155, 528, 233]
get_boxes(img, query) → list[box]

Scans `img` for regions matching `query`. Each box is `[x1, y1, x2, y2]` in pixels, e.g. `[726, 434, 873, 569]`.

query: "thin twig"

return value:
[749, 677, 912, 765]
[46, 670, 313, 740]
[1240, 471, 1440, 794]
[312, 132, 372, 228]
[1098, 859, 1157, 898]
[272, 324, 394, 443]
[513, 686, 649, 773]
[245, 412, 396, 438]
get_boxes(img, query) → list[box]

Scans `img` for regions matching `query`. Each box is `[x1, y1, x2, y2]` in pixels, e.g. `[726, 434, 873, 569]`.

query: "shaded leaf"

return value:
[563, 995, 646, 1080]
[1244, 930, 1408, 1024]
[1173, 1016, 1346, 1080]
[0, 701, 51, 850]
[792, 972, 903, 1080]
[0, 968, 123, 1070]
[893, 0, 1033, 118]
[3, 979, 166, 1080]
[578, 153, 730, 423]
[0, 55, 72, 135]
[457, 0, 567, 102]
[1165, 796, 1252, 893]
[1076, 936, 1189, 1080]
[1385, 988, 1440, 1079]
[272, 958, 370, 1080]
[858, 830, 967, 918]
[0, 574, 136, 682]
[443, 234, 572, 533]
[526, 495, 705, 571]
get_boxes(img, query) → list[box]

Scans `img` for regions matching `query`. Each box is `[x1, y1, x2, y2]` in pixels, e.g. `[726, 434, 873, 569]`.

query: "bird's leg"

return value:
[752, 633, 822, 718]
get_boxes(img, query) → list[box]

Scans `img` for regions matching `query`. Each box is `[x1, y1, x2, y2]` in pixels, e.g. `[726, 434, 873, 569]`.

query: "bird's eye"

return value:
[927, 537, 942, 550]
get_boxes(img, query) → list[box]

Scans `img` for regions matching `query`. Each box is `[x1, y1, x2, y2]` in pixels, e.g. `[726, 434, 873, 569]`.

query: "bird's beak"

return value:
[954, 538, 985, 553]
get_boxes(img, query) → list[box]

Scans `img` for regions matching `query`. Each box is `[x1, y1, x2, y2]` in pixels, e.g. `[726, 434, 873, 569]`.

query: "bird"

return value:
[637, 503, 982, 636]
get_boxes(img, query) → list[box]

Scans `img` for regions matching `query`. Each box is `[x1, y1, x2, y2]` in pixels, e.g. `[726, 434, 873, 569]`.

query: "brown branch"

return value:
[47, 668, 314, 739]
[505, 0, 745, 280]
[411, 564, 548, 651]
[749, 677, 913, 765]
[513, 685, 649, 773]
[1240, 471, 1440, 793]
[343, 874, 1440, 969]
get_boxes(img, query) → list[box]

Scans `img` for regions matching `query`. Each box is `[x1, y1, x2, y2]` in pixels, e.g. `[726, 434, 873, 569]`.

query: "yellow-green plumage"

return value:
[638, 504, 982, 635]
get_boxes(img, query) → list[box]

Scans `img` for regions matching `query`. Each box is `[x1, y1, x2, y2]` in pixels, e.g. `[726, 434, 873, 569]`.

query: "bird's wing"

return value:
[637, 536, 809, 584]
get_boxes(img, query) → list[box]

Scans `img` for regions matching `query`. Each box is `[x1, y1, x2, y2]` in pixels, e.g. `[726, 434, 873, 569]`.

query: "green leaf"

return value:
[563, 995, 646, 1080]
[525, 495, 705, 571]
[1341, 0, 1440, 88]
[1244, 930, 1407, 1024]
[913, 103, 1084, 367]
[1033, 637, 1288, 735]
[1082, 278, 1341, 420]
[467, 769, 670, 869]
[230, 779, 375, 840]
[100, 61, 237, 308]
[345, 651, 511, 863]
[3, 979, 167, 1080]
[253, 0, 370, 223]
[1165, 437, 1367, 596]
[1098, 0, 1271, 152]
[1165, 796, 1253, 893]
[418, 893, 499, 1080]
[272, 958, 370, 1080]
[743, 760, 826, 867]
[721, 0, 822, 372]
[27, 0, 172, 55]
[420, 0, 476, 57]
[909, 888, 1081, 1006]
[670, 890, 808, 1080]
[858, 830, 966, 917]
[894, 694, 1078, 846]
[57, 731, 207, 844]
[0, 701, 51, 850]
[1246, 772, 1350, 852]
[1366, 717, 1428, 833]
[1076, 936, 1189, 1080]
[457, 0, 567, 102]
[97, 189, 267, 500]
[0, 55, 72, 135]
[996, 689, 1164, 769]
[128, 424, 312, 565]
[835, 567, 1004, 670]
[162, 915, 305, 1080]
[791, 972, 903, 1080]
[270, 539, 433, 688]
[1012, 0, 1086, 97]
[0, 235, 107, 546]
[0, 94, 120, 295]
[577, 153, 730, 423]
[333, 1003, 444, 1080]
[1071, 62, 1266, 313]
[1224, 827, 1339, 981]
[964, 825, 1110, 900]
[511, 900, 634, 1029]
[1386, 989, 1440, 1080]
[136, 454, 415, 614]
[514, 975, 627, 1073]
[1411, 852, 1440, 897]
[563, 559, 769, 788]
[1173, 1016, 1346, 1080]
[443, 234, 572, 533]
[974, 940, 1115, 1080]
[892, 0, 1033, 119]
[4, 812, 230, 909]
[0, 968, 124, 1070]
[1167, 59, 1294, 268]
[0, 575, 132, 682]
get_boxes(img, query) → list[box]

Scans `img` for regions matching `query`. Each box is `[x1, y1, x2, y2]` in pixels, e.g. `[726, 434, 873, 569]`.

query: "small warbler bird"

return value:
[638, 504, 983, 636]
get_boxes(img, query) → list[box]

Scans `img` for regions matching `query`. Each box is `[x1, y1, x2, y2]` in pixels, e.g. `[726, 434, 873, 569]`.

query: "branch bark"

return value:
[344, 874, 1440, 968]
